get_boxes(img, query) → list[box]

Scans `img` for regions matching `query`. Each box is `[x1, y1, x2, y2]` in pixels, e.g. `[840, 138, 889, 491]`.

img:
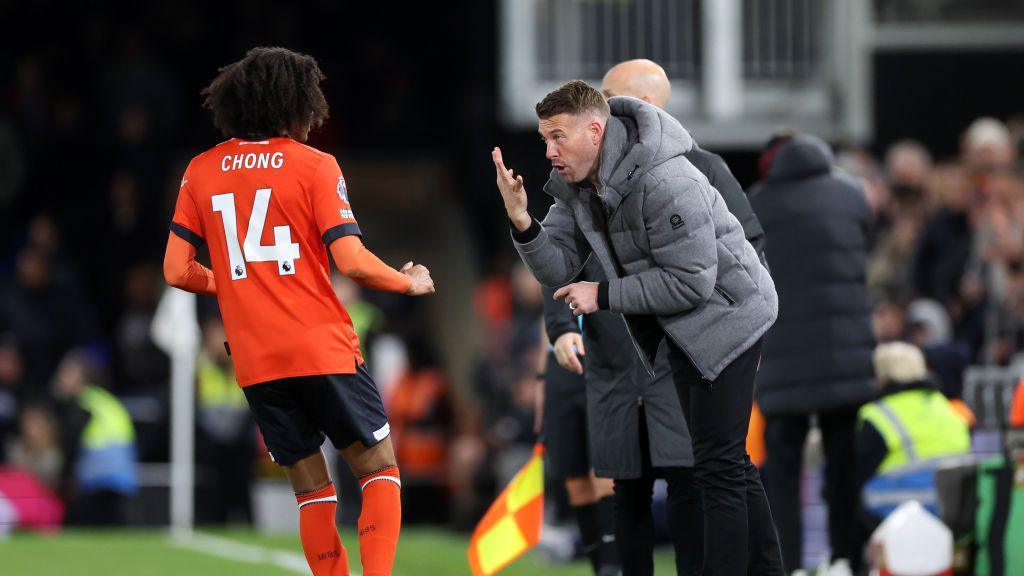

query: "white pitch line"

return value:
[171, 530, 361, 576]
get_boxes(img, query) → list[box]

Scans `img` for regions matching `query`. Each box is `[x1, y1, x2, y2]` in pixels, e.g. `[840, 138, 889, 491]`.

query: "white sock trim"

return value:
[297, 495, 338, 509]
[360, 475, 401, 491]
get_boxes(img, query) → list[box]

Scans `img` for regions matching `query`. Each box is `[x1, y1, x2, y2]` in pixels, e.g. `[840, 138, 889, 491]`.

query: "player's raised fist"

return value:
[492, 147, 532, 232]
[402, 263, 435, 296]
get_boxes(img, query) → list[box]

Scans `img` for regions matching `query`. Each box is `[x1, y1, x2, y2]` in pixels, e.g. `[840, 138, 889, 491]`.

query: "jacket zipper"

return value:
[714, 285, 736, 306]
[619, 315, 656, 378]
[663, 330, 712, 385]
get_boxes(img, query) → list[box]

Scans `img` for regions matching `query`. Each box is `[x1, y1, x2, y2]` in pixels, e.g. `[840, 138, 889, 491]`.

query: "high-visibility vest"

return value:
[76, 385, 137, 494]
[346, 300, 383, 358]
[859, 388, 970, 474]
[79, 385, 134, 449]
[197, 356, 247, 409]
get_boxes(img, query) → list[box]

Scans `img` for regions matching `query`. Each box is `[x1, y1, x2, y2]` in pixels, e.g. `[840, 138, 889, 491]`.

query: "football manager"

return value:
[491, 80, 782, 576]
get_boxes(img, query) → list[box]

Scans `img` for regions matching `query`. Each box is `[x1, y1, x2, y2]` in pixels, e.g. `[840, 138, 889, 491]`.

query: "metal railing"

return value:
[501, 0, 848, 145]
[963, 365, 1020, 429]
[742, 0, 825, 81]
[534, 0, 701, 81]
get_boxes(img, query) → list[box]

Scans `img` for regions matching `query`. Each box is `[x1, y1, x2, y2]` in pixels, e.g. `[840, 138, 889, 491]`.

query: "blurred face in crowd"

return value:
[15, 248, 51, 291]
[885, 143, 931, 190]
[872, 302, 906, 342]
[20, 405, 57, 453]
[538, 112, 606, 185]
[27, 214, 60, 256]
[0, 342, 23, 387]
[963, 118, 1017, 173]
[927, 165, 971, 213]
[52, 354, 89, 399]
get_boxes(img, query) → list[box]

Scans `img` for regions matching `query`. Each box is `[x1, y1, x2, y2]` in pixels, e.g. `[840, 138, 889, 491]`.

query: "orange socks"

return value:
[357, 465, 402, 576]
[297, 483, 349, 576]
[294, 467, 401, 576]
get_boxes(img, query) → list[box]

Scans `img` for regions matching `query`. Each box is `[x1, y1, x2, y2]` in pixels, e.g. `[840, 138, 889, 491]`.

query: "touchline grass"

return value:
[2, 527, 677, 575]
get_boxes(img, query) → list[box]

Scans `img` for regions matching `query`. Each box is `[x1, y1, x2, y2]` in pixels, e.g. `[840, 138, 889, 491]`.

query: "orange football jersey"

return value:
[171, 137, 364, 386]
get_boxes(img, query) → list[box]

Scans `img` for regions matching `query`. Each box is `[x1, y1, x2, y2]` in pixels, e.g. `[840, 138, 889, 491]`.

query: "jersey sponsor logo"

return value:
[340, 209, 354, 220]
[336, 175, 348, 203]
[221, 152, 285, 172]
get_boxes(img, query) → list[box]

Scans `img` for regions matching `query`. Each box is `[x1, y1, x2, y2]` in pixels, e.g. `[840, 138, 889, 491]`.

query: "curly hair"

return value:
[201, 47, 329, 139]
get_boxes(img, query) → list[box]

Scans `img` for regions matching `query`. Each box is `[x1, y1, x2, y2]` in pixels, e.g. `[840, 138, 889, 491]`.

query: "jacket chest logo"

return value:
[670, 214, 684, 230]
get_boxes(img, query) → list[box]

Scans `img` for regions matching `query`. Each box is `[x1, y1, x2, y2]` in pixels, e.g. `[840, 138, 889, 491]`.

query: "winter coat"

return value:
[749, 135, 875, 415]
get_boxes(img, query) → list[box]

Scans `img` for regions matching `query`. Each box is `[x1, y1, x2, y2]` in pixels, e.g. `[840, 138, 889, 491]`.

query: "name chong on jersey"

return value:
[221, 152, 285, 172]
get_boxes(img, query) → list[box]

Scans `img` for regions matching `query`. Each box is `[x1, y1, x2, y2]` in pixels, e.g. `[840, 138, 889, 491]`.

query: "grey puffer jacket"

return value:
[513, 96, 777, 380]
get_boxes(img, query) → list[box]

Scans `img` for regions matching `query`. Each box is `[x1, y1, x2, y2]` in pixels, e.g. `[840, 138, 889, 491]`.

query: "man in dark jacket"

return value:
[494, 80, 782, 576]
[749, 134, 876, 573]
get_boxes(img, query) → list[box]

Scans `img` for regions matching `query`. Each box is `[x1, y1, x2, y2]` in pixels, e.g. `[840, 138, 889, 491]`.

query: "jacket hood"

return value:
[600, 96, 694, 192]
[767, 134, 834, 181]
[543, 96, 694, 204]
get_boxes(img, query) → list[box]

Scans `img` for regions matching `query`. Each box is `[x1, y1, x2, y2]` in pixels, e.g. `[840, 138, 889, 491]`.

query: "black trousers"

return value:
[763, 408, 861, 572]
[614, 407, 703, 576]
[668, 339, 785, 576]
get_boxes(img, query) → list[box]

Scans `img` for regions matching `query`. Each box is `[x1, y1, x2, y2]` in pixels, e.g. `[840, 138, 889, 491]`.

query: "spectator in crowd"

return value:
[0, 334, 24, 460]
[750, 134, 876, 575]
[194, 318, 254, 525]
[114, 263, 169, 392]
[1, 245, 98, 395]
[8, 403, 63, 490]
[853, 342, 971, 552]
[387, 337, 455, 524]
[886, 140, 932, 193]
[52, 349, 137, 525]
[962, 117, 1017, 177]
[868, 141, 932, 303]
[912, 164, 974, 310]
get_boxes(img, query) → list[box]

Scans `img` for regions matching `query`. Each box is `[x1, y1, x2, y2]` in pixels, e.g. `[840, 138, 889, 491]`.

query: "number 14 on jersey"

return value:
[212, 188, 300, 280]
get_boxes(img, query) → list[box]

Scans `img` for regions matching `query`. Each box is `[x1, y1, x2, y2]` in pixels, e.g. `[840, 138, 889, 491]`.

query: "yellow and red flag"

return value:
[468, 444, 545, 576]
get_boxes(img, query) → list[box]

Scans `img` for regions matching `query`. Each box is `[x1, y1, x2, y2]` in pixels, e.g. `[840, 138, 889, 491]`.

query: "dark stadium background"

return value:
[5, 1, 1022, 268]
